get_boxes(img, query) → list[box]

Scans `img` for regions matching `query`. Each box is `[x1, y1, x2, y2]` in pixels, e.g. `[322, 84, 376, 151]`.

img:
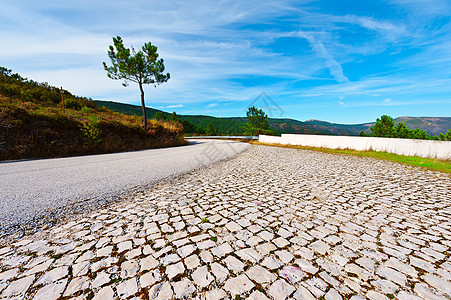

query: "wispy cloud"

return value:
[298, 30, 349, 83]
[165, 104, 184, 108]
[0, 0, 449, 123]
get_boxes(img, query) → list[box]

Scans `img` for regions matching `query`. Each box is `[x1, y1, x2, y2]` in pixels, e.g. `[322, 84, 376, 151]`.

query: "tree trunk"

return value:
[139, 82, 147, 130]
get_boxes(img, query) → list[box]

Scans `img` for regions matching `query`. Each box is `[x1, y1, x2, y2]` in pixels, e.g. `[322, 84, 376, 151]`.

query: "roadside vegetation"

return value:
[242, 106, 274, 135]
[254, 142, 451, 174]
[361, 115, 451, 140]
[0, 67, 185, 161]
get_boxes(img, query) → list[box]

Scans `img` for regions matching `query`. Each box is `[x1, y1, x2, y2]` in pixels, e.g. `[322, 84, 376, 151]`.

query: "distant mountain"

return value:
[394, 117, 451, 136]
[95, 100, 450, 136]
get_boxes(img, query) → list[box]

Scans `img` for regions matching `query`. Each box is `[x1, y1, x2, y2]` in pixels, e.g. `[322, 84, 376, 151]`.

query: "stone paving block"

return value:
[223, 274, 254, 296]
[35, 266, 69, 285]
[293, 285, 316, 300]
[268, 279, 296, 300]
[140, 269, 161, 288]
[246, 265, 277, 284]
[172, 278, 195, 298]
[192, 265, 214, 288]
[236, 248, 263, 263]
[211, 243, 233, 258]
[211, 262, 229, 283]
[141, 255, 159, 271]
[205, 289, 228, 300]
[92, 285, 114, 300]
[166, 261, 185, 280]
[1, 275, 35, 297]
[184, 254, 200, 270]
[279, 265, 307, 284]
[224, 255, 245, 273]
[63, 277, 90, 297]
[92, 271, 110, 289]
[148, 281, 173, 299]
[33, 279, 67, 300]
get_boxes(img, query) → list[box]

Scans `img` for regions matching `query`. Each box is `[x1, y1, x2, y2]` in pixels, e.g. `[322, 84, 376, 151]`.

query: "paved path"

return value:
[0, 145, 450, 299]
[0, 140, 249, 235]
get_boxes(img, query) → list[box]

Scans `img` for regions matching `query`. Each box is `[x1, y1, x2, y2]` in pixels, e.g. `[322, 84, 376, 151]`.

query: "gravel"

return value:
[0, 139, 250, 237]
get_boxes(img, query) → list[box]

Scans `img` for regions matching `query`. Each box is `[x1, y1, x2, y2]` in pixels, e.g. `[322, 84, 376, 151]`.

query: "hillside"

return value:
[96, 100, 329, 135]
[0, 68, 185, 161]
[394, 117, 451, 136]
[95, 100, 450, 137]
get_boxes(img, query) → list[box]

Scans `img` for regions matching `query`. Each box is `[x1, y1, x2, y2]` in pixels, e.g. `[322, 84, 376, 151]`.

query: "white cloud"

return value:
[298, 30, 349, 83]
[166, 104, 184, 108]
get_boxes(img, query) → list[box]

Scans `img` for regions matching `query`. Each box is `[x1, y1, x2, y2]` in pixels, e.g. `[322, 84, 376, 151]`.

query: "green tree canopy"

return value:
[371, 115, 396, 137]
[242, 106, 273, 136]
[205, 123, 217, 136]
[152, 111, 166, 121]
[168, 111, 181, 123]
[395, 122, 410, 138]
[103, 36, 170, 130]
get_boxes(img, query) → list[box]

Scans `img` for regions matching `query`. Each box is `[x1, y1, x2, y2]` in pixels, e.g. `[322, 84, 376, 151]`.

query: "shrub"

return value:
[79, 116, 102, 145]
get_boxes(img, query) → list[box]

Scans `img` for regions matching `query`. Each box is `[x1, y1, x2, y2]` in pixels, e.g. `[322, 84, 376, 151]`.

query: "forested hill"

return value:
[95, 100, 450, 136]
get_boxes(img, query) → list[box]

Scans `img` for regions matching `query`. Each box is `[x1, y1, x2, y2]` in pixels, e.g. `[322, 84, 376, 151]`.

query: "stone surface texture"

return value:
[0, 145, 450, 299]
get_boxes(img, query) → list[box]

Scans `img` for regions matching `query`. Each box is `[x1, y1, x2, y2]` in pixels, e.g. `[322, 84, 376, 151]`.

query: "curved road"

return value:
[0, 139, 250, 233]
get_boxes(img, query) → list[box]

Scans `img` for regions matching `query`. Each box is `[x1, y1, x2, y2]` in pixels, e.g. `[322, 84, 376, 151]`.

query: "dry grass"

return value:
[0, 96, 186, 161]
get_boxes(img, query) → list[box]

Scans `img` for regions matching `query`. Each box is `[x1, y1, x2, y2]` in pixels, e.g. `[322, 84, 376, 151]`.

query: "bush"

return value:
[65, 98, 82, 110]
[81, 106, 91, 114]
[79, 116, 102, 145]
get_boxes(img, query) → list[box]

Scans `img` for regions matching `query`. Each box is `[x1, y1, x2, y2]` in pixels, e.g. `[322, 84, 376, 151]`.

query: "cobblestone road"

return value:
[1, 145, 450, 299]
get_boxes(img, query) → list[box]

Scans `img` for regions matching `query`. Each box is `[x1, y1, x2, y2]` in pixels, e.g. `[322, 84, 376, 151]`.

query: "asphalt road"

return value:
[0, 139, 250, 234]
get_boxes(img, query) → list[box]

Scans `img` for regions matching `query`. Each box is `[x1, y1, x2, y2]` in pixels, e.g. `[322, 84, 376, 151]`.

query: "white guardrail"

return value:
[259, 134, 451, 160]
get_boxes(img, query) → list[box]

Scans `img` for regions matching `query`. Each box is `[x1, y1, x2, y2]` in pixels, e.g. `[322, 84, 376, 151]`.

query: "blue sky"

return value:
[1, 0, 450, 123]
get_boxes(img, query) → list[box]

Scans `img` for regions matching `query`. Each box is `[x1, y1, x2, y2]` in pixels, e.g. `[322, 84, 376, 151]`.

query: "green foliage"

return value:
[369, 115, 449, 140]
[65, 98, 83, 110]
[79, 116, 103, 145]
[242, 106, 273, 135]
[197, 126, 206, 135]
[0, 66, 96, 109]
[182, 120, 196, 134]
[371, 115, 396, 137]
[81, 106, 91, 114]
[205, 123, 217, 136]
[103, 36, 170, 87]
[438, 130, 451, 141]
[395, 122, 409, 138]
[168, 111, 181, 122]
[103, 36, 170, 129]
[153, 111, 166, 120]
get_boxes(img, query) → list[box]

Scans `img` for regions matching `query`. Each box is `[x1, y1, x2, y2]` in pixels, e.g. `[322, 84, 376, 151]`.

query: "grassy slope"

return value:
[0, 98, 185, 161]
[255, 142, 451, 174]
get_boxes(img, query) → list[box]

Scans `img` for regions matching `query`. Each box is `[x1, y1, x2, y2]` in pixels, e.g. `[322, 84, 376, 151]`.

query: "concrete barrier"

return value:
[259, 134, 451, 160]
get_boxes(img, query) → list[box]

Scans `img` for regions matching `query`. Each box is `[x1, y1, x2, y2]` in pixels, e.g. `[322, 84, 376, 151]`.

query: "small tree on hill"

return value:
[371, 115, 395, 137]
[205, 123, 217, 136]
[395, 122, 410, 138]
[103, 36, 170, 130]
[168, 112, 181, 123]
[439, 130, 451, 141]
[242, 106, 273, 135]
[153, 111, 166, 121]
